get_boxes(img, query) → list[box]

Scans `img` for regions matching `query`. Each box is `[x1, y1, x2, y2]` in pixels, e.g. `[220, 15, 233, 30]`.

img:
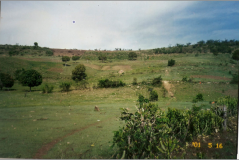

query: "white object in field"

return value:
[97, 120, 100, 121]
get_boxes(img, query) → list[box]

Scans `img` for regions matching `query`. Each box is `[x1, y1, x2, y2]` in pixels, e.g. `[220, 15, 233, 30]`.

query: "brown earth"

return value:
[191, 75, 231, 80]
[50, 48, 86, 57]
[47, 67, 63, 73]
[163, 81, 174, 97]
[33, 116, 116, 159]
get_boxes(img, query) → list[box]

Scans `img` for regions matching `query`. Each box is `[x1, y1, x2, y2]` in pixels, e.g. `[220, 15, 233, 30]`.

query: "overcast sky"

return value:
[0, 1, 238, 50]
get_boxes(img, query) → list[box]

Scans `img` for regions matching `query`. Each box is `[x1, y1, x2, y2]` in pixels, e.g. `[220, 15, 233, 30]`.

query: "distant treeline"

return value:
[153, 39, 239, 54]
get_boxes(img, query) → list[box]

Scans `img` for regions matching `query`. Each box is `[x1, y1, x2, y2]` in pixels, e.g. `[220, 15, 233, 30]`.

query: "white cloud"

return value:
[0, 1, 238, 50]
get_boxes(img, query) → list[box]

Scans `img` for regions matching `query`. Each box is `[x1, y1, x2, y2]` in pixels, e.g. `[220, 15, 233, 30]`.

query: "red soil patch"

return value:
[51, 48, 86, 57]
[47, 67, 63, 73]
[33, 117, 115, 159]
[191, 75, 231, 80]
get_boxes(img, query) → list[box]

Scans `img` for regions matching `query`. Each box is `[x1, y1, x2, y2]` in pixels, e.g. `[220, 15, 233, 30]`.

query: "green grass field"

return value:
[0, 51, 238, 159]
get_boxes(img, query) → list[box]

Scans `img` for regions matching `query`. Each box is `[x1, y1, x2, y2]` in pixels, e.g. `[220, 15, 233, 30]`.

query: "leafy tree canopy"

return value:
[72, 64, 87, 81]
[19, 69, 42, 92]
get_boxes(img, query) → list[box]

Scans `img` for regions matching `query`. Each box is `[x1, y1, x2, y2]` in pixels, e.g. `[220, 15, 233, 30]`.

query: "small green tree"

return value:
[0, 73, 14, 90]
[14, 68, 25, 81]
[59, 82, 71, 93]
[232, 50, 239, 60]
[34, 42, 38, 49]
[168, 59, 175, 66]
[62, 56, 70, 66]
[19, 69, 42, 92]
[72, 64, 87, 81]
[182, 76, 188, 82]
[128, 52, 137, 60]
[149, 90, 158, 101]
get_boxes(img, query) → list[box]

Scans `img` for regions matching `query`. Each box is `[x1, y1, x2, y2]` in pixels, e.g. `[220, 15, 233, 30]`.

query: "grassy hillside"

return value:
[0, 41, 238, 159]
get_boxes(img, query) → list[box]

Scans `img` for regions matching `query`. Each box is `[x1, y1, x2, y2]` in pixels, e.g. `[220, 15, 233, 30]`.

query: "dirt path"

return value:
[163, 81, 174, 97]
[33, 117, 116, 159]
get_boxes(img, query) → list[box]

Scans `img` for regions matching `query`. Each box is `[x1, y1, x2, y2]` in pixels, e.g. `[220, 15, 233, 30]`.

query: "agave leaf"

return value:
[160, 139, 166, 151]
[121, 150, 125, 159]
[157, 146, 166, 153]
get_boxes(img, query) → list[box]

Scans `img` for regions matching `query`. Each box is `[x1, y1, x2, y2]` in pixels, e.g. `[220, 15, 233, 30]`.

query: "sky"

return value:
[0, 1, 239, 50]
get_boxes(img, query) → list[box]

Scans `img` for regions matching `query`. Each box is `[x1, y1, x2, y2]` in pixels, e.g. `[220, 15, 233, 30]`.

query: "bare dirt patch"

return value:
[33, 116, 115, 159]
[191, 75, 231, 80]
[111, 65, 132, 71]
[83, 63, 102, 70]
[163, 81, 174, 97]
[51, 48, 86, 57]
[101, 66, 111, 70]
[48, 67, 63, 73]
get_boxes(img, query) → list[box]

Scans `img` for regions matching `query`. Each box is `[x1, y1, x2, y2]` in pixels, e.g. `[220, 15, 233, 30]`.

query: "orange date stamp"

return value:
[192, 142, 223, 148]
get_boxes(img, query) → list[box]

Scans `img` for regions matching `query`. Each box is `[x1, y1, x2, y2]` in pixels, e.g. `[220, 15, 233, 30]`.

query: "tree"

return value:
[34, 42, 38, 49]
[0, 73, 15, 90]
[19, 69, 42, 92]
[72, 64, 87, 81]
[232, 50, 239, 60]
[62, 56, 70, 66]
[132, 77, 137, 85]
[128, 52, 137, 60]
[98, 55, 107, 63]
[72, 56, 80, 62]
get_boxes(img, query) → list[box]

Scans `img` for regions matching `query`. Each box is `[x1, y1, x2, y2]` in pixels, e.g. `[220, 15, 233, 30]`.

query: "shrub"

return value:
[196, 93, 203, 101]
[46, 50, 53, 56]
[0, 73, 14, 90]
[112, 103, 224, 159]
[152, 75, 163, 86]
[149, 90, 158, 101]
[76, 79, 89, 90]
[128, 52, 137, 60]
[72, 56, 80, 61]
[141, 80, 147, 85]
[98, 55, 107, 62]
[168, 59, 175, 66]
[195, 53, 199, 57]
[132, 78, 137, 85]
[182, 76, 188, 82]
[232, 50, 239, 60]
[41, 83, 54, 93]
[59, 82, 71, 92]
[98, 79, 125, 88]
[9, 50, 19, 56]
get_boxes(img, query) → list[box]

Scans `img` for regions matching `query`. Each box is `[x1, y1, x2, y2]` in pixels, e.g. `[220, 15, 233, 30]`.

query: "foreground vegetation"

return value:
[0, 40, 238, 159]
